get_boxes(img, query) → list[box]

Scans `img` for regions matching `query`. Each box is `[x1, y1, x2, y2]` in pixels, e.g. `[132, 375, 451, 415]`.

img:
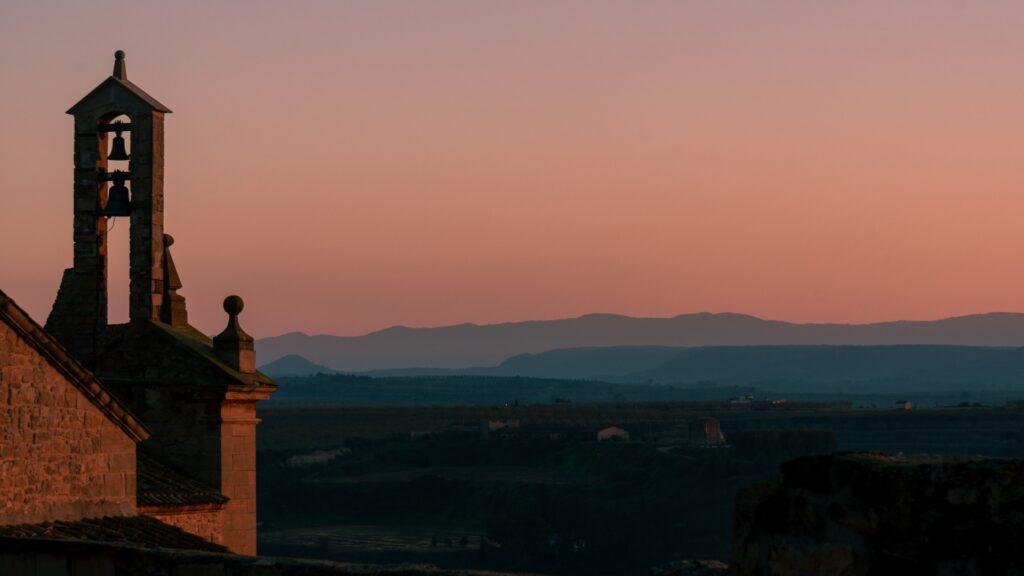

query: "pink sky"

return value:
[3, 2, 1024, 338]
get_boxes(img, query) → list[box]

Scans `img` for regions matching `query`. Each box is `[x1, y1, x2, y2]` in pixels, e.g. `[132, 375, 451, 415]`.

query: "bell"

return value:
[102, 174, 131, 217]
[108, 131, 130, 161]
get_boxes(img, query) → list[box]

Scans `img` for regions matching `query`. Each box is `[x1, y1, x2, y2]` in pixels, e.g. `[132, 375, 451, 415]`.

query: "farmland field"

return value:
[260, 524, 485, 566]
[257, 400, 1024, 575]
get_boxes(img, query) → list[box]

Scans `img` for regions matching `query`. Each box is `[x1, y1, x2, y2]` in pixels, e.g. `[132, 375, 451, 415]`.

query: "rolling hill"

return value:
[256, 312, 1024, 372]
[259, 354, 337, 377]
[478, 345, 1024, 392]
[265, 346, 1024, 406]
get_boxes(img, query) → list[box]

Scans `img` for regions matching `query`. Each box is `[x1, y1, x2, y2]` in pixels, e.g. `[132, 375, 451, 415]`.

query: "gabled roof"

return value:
[67, 75, 172, 115]
[0, 289, 149, 442]
[0, 515, 226, 552]
[137, 453, 228, 508]
[95, 320, 277, 392]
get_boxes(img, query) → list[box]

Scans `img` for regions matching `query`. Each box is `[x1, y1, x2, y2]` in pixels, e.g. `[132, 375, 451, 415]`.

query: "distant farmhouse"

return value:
[597, 426, 631, 442]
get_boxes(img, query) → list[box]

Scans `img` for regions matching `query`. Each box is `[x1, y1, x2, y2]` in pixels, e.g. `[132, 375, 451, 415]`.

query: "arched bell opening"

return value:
[97, 112, 132, 324]
[97, 112, 132, 217]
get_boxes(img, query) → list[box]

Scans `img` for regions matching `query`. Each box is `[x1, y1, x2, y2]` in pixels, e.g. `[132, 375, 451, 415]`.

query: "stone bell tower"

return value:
[47, 50, 176, 366]
[46, 51, 277, 555]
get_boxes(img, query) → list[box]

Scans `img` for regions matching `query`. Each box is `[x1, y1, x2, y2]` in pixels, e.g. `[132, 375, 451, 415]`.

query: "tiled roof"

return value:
[96, 320, 277, 391]
[137, 453, 228, 507]
[154, 321, 278, 389]
[0, 515, 226, 552]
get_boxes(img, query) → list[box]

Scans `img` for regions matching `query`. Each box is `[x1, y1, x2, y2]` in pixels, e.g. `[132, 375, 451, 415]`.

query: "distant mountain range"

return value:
[437, 345, 1024, 392]
[256, 312, 1024, 372]
[261, 345, 1024, 402]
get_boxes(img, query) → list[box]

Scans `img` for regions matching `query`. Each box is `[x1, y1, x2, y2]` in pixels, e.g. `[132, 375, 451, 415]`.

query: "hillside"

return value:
[265, 373, 759, 406]
[259, 354, 337, 377]
[266, 346, 1024, 407]
[256, 312, 1024, 371]
[482, 345, 1024, 392]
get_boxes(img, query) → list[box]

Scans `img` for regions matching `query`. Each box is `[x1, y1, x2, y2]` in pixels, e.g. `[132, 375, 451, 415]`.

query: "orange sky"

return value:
[3, 2, 1024, 337]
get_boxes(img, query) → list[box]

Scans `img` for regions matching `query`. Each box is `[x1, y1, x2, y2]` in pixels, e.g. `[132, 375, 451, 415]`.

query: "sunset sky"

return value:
[3, 2, 1024, 338]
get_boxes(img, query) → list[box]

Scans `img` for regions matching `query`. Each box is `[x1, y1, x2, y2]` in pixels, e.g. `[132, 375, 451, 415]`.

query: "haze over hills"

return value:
[259, 354, 337, 377]
[256, 312, 1024, 372]
[261, 346, 1024, 406]
[454, 345, 1024, 392]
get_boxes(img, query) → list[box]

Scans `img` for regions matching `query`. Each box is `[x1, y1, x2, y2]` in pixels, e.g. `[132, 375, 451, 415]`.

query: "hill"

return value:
[264, 373, 742, 405]
[259, 354, 337, 377]
[256, 312, 1024, 372]
[482, 345, 1024, 392]
[264, 345, 1024, 407]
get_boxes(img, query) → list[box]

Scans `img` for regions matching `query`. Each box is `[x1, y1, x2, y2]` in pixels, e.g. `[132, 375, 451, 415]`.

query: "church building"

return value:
[1, 51, 277, 556]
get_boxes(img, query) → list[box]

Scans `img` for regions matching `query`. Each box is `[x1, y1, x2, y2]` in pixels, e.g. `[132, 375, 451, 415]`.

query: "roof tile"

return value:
[0, 515, 226, 552]
[137, 453, 228, 507]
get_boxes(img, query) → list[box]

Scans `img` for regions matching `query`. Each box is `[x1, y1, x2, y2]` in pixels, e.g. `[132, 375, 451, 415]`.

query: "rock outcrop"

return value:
[731, 452, 1024, 575]
[652, 559, 729, 576]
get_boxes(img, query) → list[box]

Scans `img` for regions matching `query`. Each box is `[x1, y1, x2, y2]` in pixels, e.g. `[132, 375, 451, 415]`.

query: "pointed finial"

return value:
[213, 295, 256, 373]
[113, 50, 127, 80]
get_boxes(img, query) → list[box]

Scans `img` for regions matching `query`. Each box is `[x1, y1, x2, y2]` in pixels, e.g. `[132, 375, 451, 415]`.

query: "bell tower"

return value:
[46, 51, 277, 555]
[47, 50, 175, 366]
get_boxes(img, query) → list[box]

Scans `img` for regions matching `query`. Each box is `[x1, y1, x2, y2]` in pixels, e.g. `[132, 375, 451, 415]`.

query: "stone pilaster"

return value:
[127, 110, 166, 323]
[219, 399, 260, 554]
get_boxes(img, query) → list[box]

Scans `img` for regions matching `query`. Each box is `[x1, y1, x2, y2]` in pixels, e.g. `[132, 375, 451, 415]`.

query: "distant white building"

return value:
[597, 426, 630, 442]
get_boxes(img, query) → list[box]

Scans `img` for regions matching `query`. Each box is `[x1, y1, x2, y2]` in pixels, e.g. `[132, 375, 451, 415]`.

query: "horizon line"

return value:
[259, 310, 1024, 341]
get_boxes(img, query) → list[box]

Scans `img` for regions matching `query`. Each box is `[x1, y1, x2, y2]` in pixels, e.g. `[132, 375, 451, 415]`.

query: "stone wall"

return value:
[92, 323, 273, 556]
[100, 380, 222, 493]
[103, 381, 261, 554]
[109, 381, 262, 554]
[143, 507, 223, 545]
[0, 321, 136, 524]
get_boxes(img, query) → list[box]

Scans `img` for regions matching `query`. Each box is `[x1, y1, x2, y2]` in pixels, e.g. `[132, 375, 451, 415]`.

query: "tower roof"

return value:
[67, 50, 171, 115]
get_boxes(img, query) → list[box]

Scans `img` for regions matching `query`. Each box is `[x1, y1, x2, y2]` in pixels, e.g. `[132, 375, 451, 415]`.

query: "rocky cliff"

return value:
[730, 452, 1024, 575]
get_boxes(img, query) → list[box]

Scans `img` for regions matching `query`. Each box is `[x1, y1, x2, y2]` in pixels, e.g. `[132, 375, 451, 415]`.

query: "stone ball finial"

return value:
[214, 295, 255, 373]
[224, 295, 245, 317]
[113, 50, 127, 80]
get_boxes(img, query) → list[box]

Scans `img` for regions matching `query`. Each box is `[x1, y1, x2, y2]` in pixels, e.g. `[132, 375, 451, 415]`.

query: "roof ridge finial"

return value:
[113, 50, 127, 80]
[213, 295, 256, 373]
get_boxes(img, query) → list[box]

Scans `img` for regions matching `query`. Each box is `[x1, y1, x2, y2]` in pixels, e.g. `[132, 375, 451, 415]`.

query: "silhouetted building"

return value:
[0, 51, 277, 555]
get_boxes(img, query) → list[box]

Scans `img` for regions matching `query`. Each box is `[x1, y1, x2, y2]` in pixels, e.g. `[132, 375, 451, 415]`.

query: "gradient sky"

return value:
[3, 2, 1024, 338]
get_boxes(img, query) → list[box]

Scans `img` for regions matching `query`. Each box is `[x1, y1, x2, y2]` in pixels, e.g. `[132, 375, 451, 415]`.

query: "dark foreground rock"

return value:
[651, 559, 729, 575]
[0, 534, 540, 576]
[731, 452, 1024, 576]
